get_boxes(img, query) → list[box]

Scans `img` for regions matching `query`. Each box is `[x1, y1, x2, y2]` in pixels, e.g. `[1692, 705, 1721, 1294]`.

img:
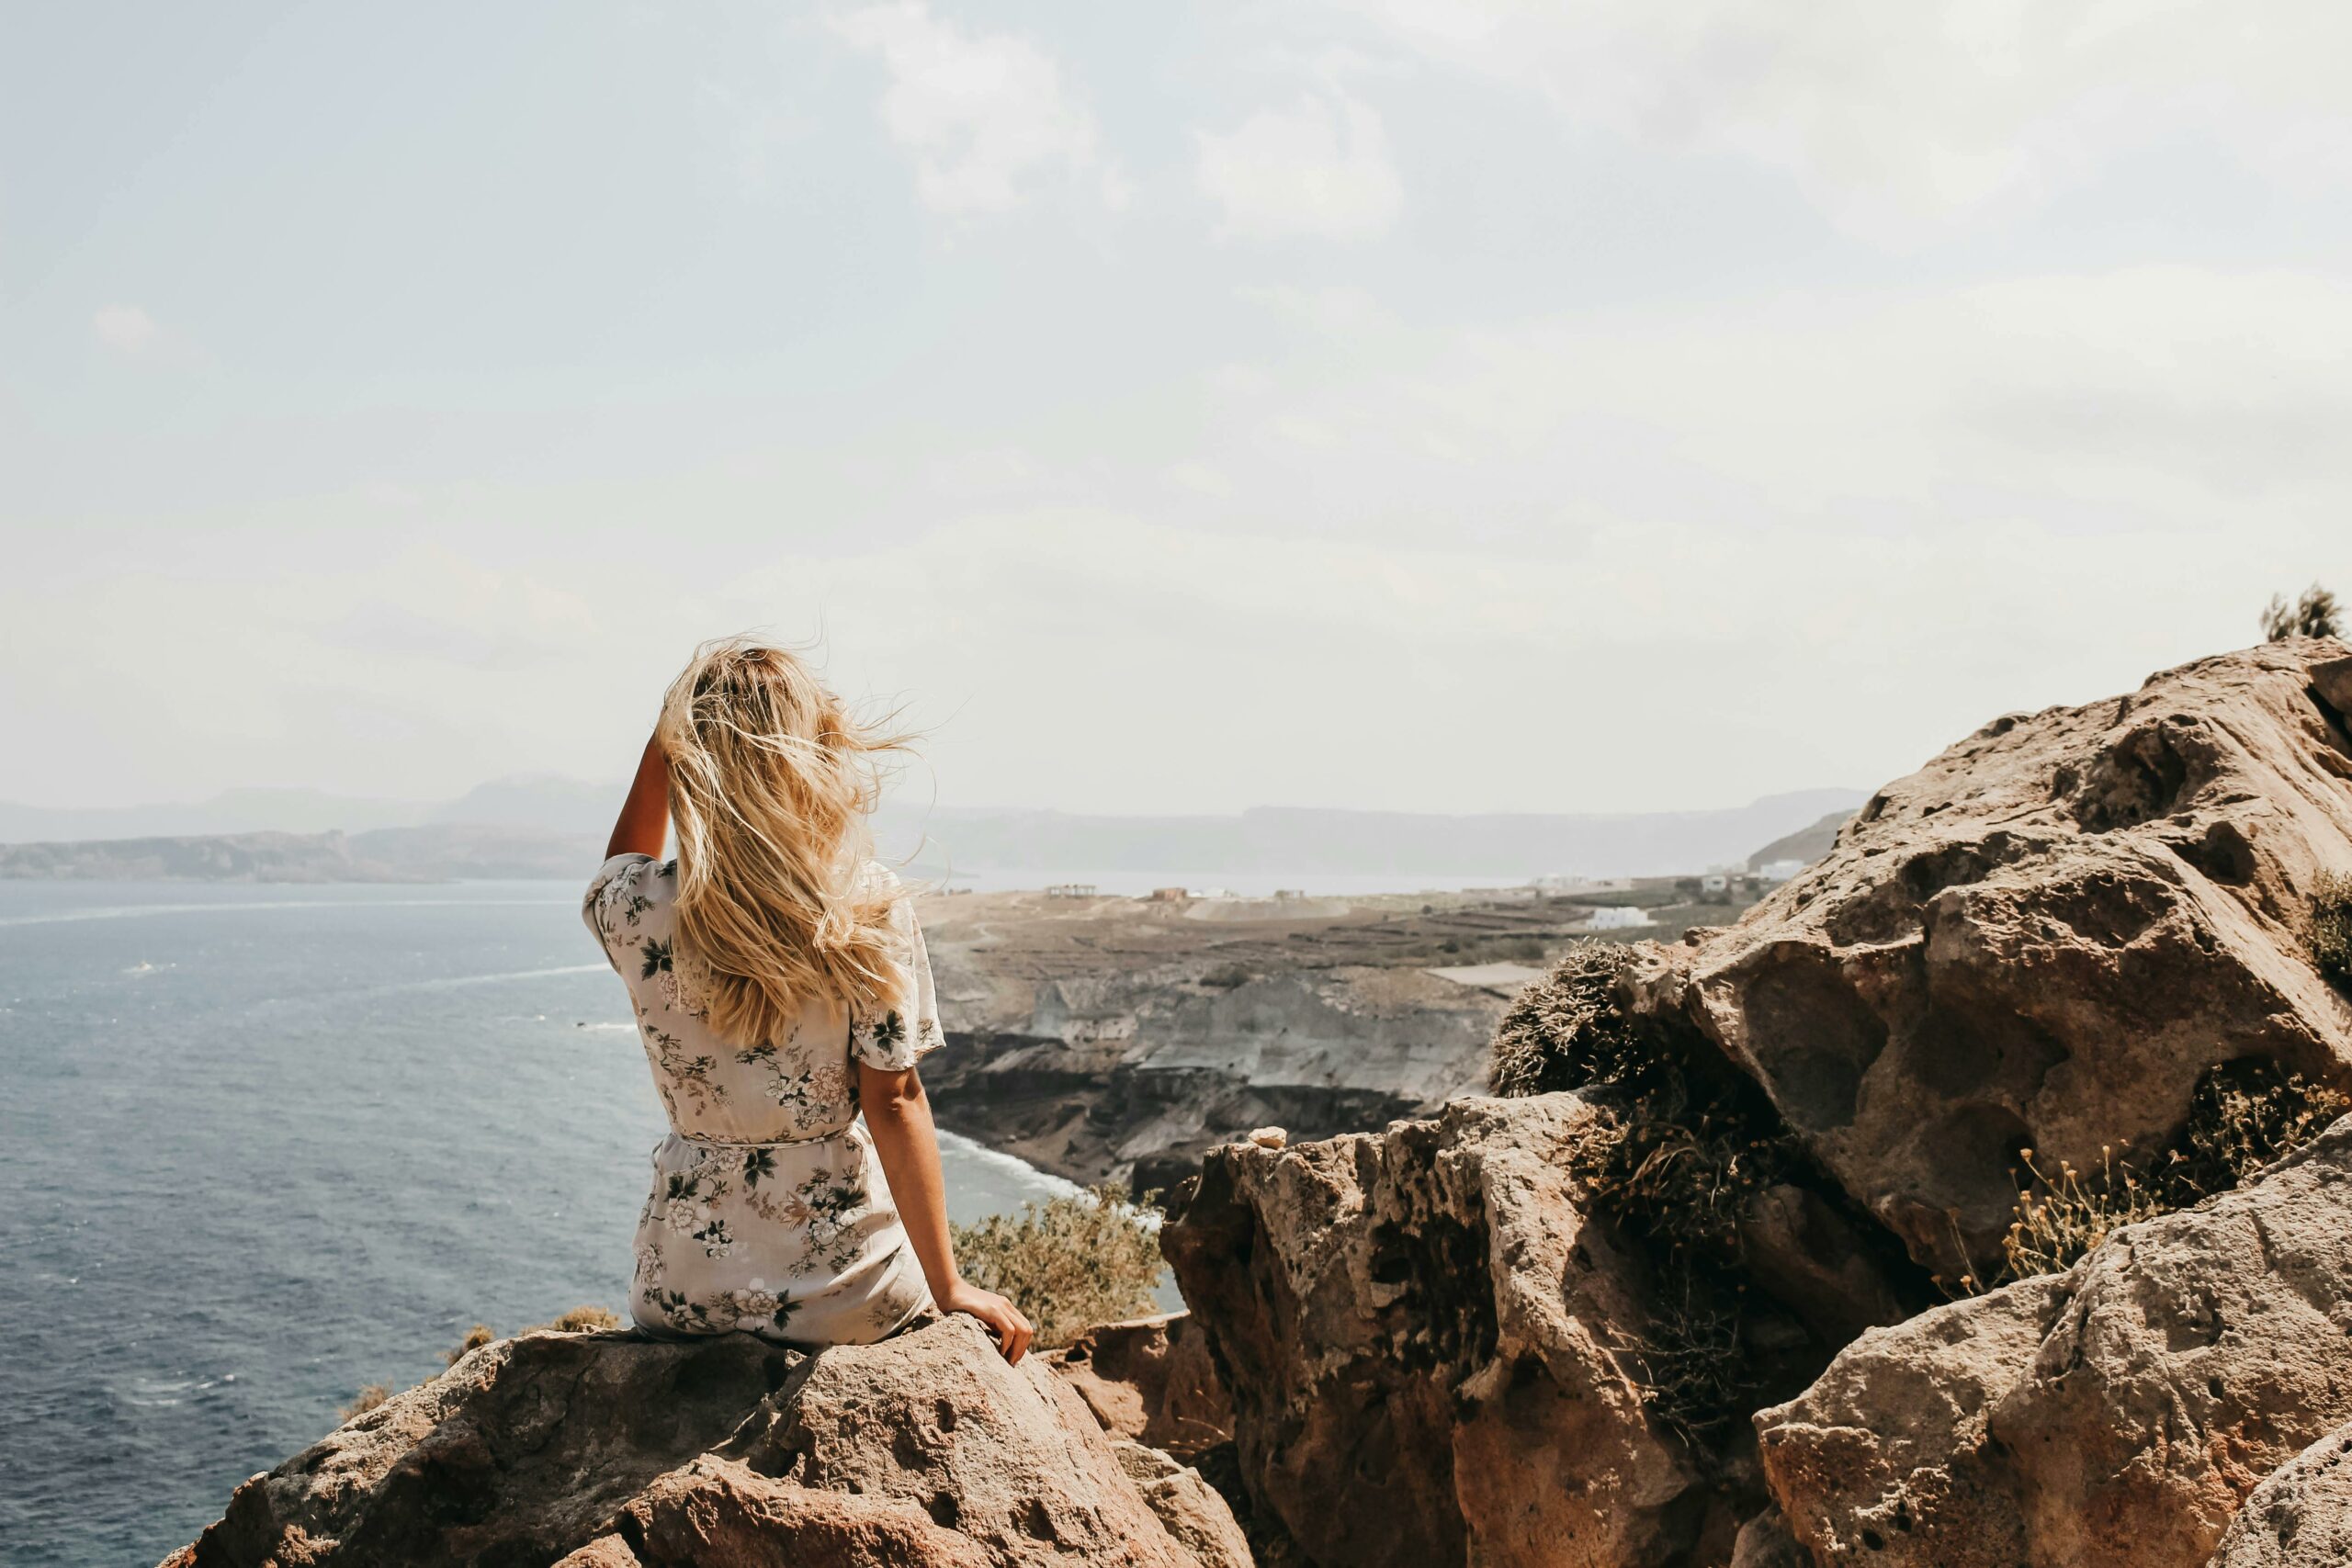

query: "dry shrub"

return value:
[1994, 1059, 2352, 1285]
[2260, 582, 2342, 641]
[532, 1304, 623, 1335]
[950, 1183, 1165, 1348]
[2313, 870, 2352, 989]
[1489, 941, 1648, 1099]
[338, 1384, 390, 1421]
[444, 1323, 495, 1366]
[1494, 944, 1816, 1445]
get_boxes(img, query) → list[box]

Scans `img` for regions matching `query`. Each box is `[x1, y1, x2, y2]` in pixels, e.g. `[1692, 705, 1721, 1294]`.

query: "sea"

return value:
[0, 878, 1095, 1568]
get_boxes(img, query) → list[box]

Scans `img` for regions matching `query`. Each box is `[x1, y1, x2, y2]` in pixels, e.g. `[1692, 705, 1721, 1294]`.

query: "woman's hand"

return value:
[937, 1279, 1035, 1364]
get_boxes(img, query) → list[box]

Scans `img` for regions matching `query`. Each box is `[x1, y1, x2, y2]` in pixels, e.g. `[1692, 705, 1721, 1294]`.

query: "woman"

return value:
[582, 637, 1034, 1362]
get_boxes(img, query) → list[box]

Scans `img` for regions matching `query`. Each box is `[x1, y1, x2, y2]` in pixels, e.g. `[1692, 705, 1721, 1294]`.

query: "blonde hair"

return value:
[656, 636, 912, 1048]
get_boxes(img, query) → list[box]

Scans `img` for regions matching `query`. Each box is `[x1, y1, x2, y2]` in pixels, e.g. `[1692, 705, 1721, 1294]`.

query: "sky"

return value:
[5, 0, 2350, 817]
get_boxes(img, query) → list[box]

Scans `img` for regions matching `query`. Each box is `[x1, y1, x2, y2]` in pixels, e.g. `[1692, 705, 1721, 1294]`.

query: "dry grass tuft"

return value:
[338, 1384, 390, 1421]
[2312, 870, 2352, 989]
[950, 1183, 1166, 1348]
[1991, 1059, 2352, 1285]
[341, 1303, 625, 1424]
[1996, 1145, 2170, 1282]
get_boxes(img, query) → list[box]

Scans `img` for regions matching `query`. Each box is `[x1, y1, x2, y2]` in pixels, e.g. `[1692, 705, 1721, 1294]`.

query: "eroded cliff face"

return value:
[915, 890, 1609, 1190]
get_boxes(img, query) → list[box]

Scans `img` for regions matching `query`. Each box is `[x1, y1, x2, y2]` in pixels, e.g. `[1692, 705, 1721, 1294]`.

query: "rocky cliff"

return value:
[1160, 637, 2352, 1567]
[165, 1316, 1248, 1568]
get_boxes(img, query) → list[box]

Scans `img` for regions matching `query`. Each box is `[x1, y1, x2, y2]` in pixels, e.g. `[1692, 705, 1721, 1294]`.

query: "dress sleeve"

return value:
[582, 852, 655, 966]
[849, 875, 945, 1072]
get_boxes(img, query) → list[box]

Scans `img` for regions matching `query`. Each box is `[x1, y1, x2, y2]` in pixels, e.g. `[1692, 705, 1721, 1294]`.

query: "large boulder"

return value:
[164, 1315, 1244, 1568]
[1625, 638, 2352, 1272]
[2207, 1417, 2352, 1568]
[1160, 1094, 1704, 1568]
[1757, 1115, 2352, 1568]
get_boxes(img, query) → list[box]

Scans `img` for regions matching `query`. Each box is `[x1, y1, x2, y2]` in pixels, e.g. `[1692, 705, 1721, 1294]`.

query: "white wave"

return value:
[933, 1128, 1087, 1202]
[374, 964, 609, 993]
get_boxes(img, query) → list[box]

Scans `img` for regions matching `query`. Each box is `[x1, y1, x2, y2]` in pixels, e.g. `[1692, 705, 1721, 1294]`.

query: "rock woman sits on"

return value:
[582, 637, 1033, 1362]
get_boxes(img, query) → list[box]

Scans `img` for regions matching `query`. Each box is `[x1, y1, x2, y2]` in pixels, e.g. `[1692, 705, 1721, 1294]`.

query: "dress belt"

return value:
[671, 1126, 847, 1150]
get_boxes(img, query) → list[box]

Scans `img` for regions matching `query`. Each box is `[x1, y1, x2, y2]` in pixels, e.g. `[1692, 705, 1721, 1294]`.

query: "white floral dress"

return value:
[582, 853, 945, 1346]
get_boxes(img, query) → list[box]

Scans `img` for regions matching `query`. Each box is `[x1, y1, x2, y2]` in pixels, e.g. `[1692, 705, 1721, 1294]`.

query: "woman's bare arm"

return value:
[605, 734, 669, 860]
[861, 1062, 1035, 1363]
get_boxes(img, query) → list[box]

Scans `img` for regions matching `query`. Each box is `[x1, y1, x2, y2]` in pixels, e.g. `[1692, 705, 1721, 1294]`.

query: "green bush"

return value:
[951, 1184, 1165, 1348]
[2312, 870, 2352, 989]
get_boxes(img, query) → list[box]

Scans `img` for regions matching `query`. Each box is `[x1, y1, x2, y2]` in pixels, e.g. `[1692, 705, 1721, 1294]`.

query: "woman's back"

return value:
[583, 849, 944, 1345]
[583, 852, 938, 1144]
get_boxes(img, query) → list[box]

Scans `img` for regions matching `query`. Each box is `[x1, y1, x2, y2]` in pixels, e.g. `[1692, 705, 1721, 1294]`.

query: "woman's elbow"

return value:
[861, 1066, 927, 1122]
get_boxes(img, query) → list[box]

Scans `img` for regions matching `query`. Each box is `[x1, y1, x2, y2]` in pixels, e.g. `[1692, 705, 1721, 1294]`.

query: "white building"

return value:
[1756, 859, 1808, 884]
[1586, 906, 1651, 931]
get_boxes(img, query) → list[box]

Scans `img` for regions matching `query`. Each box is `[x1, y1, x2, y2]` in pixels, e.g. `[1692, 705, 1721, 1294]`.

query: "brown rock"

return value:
[1727, 1506, 1808, 1568]
[165, 1317, 1243, 1568]
[623, 1457, 988, 1568]
[1162, 1094, 1701, 1568]
[1044, 1312, 1234, 1460]
[1758, 1275, 2066, 1567]
[2208, 1417, 2352, 1568]
[1626, 638, 2352, 1272]
[742, 1315, 1230, 1568]
[1758, 1115, 2352, 1568]
[1112, 1440, 1257, 1568]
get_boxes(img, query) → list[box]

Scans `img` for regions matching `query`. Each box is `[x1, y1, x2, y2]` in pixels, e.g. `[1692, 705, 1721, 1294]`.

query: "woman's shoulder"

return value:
[583, 852, 678, 944]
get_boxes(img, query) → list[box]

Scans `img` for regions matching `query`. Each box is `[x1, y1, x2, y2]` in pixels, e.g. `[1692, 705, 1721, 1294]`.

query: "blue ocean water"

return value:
[0, 879, 1083, 1568]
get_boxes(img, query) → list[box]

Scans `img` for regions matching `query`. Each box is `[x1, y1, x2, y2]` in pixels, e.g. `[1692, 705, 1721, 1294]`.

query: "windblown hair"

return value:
[656, 637, 912, 1049]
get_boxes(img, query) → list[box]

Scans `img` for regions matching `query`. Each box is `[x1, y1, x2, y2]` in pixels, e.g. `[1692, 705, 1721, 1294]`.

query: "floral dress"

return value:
[582, 852, 945, 1346]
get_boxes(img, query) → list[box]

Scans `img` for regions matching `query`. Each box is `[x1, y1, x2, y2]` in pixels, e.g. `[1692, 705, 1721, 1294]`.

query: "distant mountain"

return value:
[424, 775, 618, 835]
[1746, 808, 1857, 872]
[0, 788, 430, 842]
[878, 789, 1867, 882]
[0, 776, 623, 843]
[0, 830, 420, 883]
[3, 780, 1868, 884]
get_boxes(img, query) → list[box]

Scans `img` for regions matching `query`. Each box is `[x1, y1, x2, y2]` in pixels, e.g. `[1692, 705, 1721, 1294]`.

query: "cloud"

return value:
[829, 2, 1125, 214]
[1329, 0, 2352, 239]
[92, 305, 157, 355]
[1196, 90, 1404, 240]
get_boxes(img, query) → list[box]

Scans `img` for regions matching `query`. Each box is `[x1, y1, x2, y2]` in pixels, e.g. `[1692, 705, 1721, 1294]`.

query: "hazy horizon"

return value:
[9, 4, 2351, 818]
[0, 772, 1863, 841]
